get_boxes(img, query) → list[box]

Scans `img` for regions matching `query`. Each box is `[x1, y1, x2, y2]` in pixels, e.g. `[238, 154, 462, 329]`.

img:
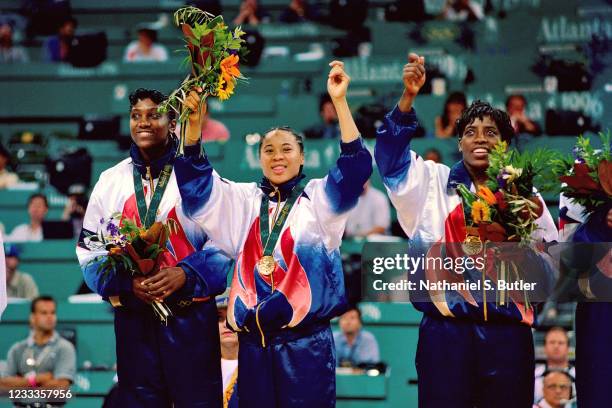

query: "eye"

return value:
[131, 113, 140, 120]
[487, 130, 498, 137]
[464, 129, 474, 137]
[283, 147, 292, 153]
[150, 113, 161, 120]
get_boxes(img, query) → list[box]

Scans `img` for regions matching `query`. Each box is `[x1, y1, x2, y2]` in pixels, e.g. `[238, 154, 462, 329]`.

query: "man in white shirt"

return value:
[534, 327, 575, 404]
[534, 370, 573, 408]
[345, 181, 391, 238]
[6, 193, 48, 243]
[218, 289, 238, 407]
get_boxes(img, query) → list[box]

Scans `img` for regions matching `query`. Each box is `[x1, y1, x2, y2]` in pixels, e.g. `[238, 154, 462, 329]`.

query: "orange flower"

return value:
[471, 200, 491, 224]
[220, 54, 240, 83]
[477, 186, 497, 205]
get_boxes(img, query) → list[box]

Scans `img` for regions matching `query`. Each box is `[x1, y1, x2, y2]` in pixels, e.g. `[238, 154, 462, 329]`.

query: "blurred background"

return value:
[0, 0, 610, 406]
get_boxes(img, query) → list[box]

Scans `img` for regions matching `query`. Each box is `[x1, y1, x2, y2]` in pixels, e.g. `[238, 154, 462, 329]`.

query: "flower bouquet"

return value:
[554, 131, 612, 217]
[157, 6, 248, 153]
[85, 213, 178, 324]
[456, 141, 558, 315]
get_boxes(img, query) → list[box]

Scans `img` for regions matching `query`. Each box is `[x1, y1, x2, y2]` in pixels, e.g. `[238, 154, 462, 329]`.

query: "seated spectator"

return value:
[0, 296, 76, 398]
[0, 143, 19, 188]
[435, 91, 467, 138]
[43, 16, 77, 62]
[6, 193, 48, 242]
[123, 27, 168, 63]
[5, 244, 39, 300]
[217, 289, 238, 407]
[233, 0, 271, 26]
[345, 181, 391, 238]
[279, 0, 321, 23]
[0, 23, 29, 63]
[424, 148, 443, 163]
[333, 306, 380, 367]
[61, 185, 88, 238]
[506, 94, 542, 136]
[439, 0, 483, 21]
[534, 370, 573, 408]
[535, 327, 575, 404]
[303, 94, 340, 139]
[175, 107, 230, 142]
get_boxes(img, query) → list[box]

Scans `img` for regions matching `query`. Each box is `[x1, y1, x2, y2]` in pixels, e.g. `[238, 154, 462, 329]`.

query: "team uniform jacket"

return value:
[375, 106, 558, 326]
[174, 139, 372, 335]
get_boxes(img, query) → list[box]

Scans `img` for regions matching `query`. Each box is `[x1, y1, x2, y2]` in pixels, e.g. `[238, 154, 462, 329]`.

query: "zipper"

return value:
[255, 302, 266, 348]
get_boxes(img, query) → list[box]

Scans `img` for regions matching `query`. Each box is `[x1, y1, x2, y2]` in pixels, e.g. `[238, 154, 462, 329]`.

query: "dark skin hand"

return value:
[141, 267, 187, 300]
[132, 275, 157, 304]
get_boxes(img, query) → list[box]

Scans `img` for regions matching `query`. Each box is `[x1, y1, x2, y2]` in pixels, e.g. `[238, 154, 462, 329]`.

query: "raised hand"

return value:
[183, 87, 207, 145]
[403, 53, 426, 98]
[327, 60, 350, 101]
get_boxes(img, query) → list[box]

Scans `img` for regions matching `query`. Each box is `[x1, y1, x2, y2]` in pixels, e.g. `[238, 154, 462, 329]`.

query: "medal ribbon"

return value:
[259, 181, 305, 257]
[133, 164, 173, 228]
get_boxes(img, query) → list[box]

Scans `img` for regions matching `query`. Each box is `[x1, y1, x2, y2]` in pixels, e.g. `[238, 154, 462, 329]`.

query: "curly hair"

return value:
[455, 100, 515, 144]
[128, 88, 176, 121]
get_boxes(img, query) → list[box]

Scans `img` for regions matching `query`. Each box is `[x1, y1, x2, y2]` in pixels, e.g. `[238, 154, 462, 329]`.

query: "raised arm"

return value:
[374, 53, 442, 238]
[174, 89, 256, 257]
[306, 61, 373, 249]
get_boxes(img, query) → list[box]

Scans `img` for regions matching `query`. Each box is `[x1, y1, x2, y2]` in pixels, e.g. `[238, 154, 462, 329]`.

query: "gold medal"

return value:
[258, 255, 276, 276]
[462, 235, 483, 256]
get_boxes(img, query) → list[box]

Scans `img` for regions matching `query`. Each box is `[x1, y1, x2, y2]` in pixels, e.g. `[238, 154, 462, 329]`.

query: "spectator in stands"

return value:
[175, 106, 231, 142]
[0, 143, 19, 188]
[345, 181, 391, 238]
[43, 16, 77, 62]
[506, 94, 542, 136]
[123, 27, 168, 63]
[61, 185, 88, 238]
[439, 0, 483, 21]
[435, 91, 467, 138]
[534, 370, 573, 408]
[0, 296, 76, 394]
[535, 327, 575, 404]
[5, 244, 39, 300]
[217, 289, 239, 407]
[333, 306, 380, 367]
[234, 0, 271, 26]
[279, 0, 321, 23]
[424, 148, 443, 163]
[6, 193, 48, 242]
[0, 23, 29, 63]
[303, 94, 340, 139]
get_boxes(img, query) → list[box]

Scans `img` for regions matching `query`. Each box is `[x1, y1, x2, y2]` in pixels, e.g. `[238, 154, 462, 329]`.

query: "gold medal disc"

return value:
[258, 255, 276, 276]
[462, 235, 483, 256]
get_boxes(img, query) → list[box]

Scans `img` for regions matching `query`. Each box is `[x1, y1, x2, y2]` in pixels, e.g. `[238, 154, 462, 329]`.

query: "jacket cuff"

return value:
[183, 142, 203, 158]
[389, 105, 418, 127]
[340, 137, 365, 154]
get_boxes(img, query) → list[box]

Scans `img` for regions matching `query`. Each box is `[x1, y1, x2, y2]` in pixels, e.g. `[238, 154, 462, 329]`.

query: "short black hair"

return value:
[343, 305, 362, 322]
[505, 94, 527, 109]
[28, 193, 48, 208]
[319, 93, 333, 112]
[137, 28, 158, 43]
[129, 88, 176, 121]
[59, 16, 78, 30]
[456, 100, 515, 144]
[441, 91, 467, 128]
[259, 126, 304, 154]
[31, 295, 56, 313]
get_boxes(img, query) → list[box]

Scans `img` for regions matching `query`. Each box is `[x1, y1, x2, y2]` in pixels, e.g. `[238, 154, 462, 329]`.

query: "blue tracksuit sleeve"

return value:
[323, 137, 373, 214]
[174, 143, 215, 219]
[175, 246, 234, 300]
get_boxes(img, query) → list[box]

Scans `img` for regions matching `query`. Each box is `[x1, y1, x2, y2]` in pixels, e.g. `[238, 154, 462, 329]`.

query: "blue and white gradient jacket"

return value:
[174, 138, 372, 334]
[76, 138, 230, 306]
[375, 106, 558, 326]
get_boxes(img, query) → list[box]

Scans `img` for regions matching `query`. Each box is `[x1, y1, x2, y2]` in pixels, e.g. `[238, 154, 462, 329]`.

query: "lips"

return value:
[472, 148, 489, 158]
[271, 165, 286, 175]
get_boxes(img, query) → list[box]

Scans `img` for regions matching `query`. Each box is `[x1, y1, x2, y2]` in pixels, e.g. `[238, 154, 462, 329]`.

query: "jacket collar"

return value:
[447, 160, 473, 190]
[130, 137, 177, 179]
[259, 173, 306, 202]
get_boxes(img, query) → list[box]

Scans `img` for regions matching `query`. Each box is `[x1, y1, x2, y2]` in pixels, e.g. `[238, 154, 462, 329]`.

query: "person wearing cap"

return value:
[217, 289, 239, 408]
[5, 244, 39, 300]
[0, 143, 19, 189]
[123, 26, 168, 63]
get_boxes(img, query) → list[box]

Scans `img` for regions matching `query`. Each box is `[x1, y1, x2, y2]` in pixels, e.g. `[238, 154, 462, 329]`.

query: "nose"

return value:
[474, 129, 487, 143]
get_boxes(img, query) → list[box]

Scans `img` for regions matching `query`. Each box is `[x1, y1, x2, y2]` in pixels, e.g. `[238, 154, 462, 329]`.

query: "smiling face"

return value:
[458, 115, 502, 171]
[259, 129, 304, 185]
[129, 98, 175, 152]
